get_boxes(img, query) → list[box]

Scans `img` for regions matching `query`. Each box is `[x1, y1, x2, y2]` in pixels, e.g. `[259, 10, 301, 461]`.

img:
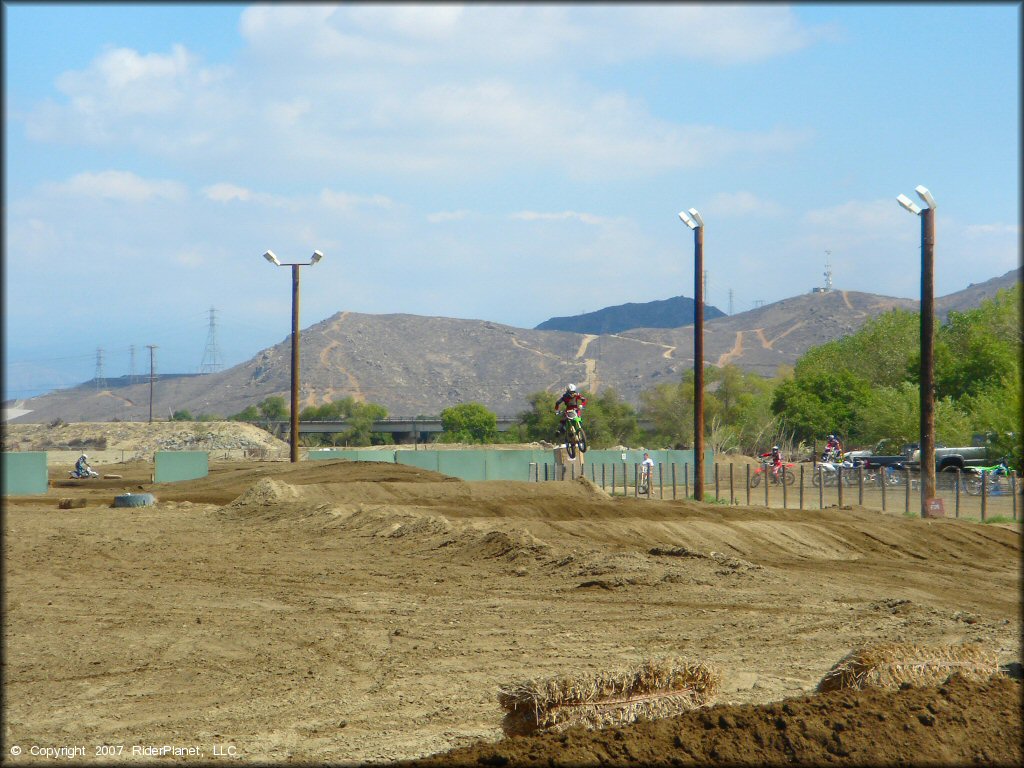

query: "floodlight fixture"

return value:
[678, 210, 697, 230]
[310, 250, 324, 265]
[263, 250, 281, 266]
[915, 185, 936, 210]
[688, 208, 704, 227]
[896, 194, 922, 216]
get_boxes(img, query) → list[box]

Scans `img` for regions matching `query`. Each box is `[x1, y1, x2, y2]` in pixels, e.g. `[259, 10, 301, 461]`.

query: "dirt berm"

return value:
[3, 458, 1020, 765]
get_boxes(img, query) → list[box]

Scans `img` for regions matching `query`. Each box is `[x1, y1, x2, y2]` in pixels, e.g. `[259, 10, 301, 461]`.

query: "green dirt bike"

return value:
[962, 459, 1016, 496]
[559, 407, 588, 460]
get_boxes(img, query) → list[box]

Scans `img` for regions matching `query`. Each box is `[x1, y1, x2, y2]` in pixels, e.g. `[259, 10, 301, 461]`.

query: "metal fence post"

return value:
[954, 468, 960, 518]
[905, 467, 911, 514]
[858, 466, 864, 505]
[781, 465, 788, 509]
[672, 463, 677, 500]
[764, 467, 769, 507]
[714, 462, 720, 501]
[658, 462, 664, 499]
[837, 468, 844, 507]
[981, 469, 987, 522]
[799, 464, 804, 510]
[881, 468, 887, 511]
[622, 462, 627, 497]
[818, 466, 824, 509]
[729, 463, 735, 505]
[611, 463, 616, 495]
[684, 463, 689, 499]
[745, 464, 750, 506]
[633, 463, 638, 497]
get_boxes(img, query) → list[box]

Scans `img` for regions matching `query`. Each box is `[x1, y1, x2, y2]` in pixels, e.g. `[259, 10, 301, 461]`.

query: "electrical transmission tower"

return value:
[728, 288, 734, 316]
[129, 345, 137, 385]
[199, 307, 224, 374]
[94, 348, 106, 390]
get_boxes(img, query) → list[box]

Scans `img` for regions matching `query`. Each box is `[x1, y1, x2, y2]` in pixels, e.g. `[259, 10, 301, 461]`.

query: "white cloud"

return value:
[238, 5, 827, 67]
[511, 210, 608, 225]
[705, 191, 786, 218]
[427, 210, 471, 223]
[44, 170, 187, 204]
[319, 189, 395, 213]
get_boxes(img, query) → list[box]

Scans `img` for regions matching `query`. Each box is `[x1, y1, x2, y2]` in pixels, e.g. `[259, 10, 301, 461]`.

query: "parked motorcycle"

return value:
[962, 458, 1015, 496]
[813, 457, 857, 487]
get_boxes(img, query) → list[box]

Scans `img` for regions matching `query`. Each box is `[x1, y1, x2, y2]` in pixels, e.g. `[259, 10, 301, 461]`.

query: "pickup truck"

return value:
[905, 443, 992, 472]
[844, 440, 913, 469]
[845, 439, 993, 473]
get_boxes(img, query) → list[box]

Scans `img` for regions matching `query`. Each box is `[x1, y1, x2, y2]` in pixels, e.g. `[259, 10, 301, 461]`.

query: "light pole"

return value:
[263, 249, 324, 463]
[678, 207, 705, 501]
[896, 186, 936, 517]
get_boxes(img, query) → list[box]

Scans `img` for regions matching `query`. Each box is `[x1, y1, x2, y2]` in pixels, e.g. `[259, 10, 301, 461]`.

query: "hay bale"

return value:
[58, 497, 87, 509]
[498, 657, 720, 735]
[817, 641, 1001, 693]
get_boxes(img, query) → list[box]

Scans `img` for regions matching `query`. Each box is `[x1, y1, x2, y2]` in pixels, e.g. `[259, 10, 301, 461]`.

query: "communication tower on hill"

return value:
[824, 251, 833, 292]
[199, 307, 224, 374]
[94, 347, 106, 390]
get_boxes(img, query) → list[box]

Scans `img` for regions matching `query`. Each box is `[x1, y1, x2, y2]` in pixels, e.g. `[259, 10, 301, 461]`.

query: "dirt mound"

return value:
[4, 458, 1020, 765]
[404, 673, 1021, 766]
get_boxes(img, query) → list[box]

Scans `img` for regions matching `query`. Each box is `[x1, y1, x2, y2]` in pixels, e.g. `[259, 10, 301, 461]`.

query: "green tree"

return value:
[518, 391, 562, 442]
[229, 405, 259, 421]
[439, 403, 498, 443]
[258, 396, 288, 421]
[771, 369, 874, 444]
[575, 388, 639, 448]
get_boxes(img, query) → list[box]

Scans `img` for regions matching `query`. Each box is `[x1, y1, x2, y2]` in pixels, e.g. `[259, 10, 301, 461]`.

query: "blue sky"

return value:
[4, 2, 1020, 400]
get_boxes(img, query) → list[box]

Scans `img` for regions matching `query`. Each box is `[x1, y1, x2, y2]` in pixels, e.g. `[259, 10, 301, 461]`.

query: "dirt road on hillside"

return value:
[3, 460, 1020, 765]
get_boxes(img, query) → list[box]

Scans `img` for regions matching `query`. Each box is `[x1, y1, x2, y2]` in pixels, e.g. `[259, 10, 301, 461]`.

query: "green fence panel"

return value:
[307, 449, 396, 462]
[484, 450, 550, 480]
[2, 452, 49, 495]
[154, 451, 209, 483]
[394, 451, 440, 473]
[437, 451, 487, 481]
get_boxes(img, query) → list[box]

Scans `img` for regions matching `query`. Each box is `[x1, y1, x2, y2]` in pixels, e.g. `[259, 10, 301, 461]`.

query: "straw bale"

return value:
[498, 657, 720, 735]
[816, 641, 1001, 693]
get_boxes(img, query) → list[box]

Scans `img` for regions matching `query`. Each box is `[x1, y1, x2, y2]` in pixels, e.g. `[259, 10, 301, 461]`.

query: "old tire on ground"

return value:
[113, 493, 155, 508]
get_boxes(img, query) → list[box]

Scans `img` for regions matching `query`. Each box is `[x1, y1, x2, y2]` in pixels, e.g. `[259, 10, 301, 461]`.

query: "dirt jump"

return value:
[3, 457, 1021, 765]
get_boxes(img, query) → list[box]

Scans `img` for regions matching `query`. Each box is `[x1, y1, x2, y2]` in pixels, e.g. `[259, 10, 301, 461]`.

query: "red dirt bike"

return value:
[750, 458, 796, 487]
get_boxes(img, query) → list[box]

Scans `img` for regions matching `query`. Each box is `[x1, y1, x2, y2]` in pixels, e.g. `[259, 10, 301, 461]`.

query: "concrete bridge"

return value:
[261, 417, 522, 443]
[259, 416, 655, 443]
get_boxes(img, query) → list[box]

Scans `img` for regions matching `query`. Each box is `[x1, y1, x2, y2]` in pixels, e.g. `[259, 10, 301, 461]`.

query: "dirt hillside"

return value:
[3, 457, 1020, 765]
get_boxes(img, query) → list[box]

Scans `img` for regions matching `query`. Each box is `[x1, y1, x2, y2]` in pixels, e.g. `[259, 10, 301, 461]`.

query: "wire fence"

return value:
[532, 461, 1020, 522]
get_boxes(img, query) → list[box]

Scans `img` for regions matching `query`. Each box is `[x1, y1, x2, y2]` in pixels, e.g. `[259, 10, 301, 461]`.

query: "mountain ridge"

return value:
[8, 268, 1020, 423]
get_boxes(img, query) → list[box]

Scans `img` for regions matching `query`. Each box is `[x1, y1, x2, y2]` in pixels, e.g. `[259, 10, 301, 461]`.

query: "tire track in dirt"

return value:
[841, 290, 854, 309]
[717, 331, 745, 366]
[607, 334, 677, 356]
[753, 329, 772, 349]
[510, 336, 563, 362]
[317, 312, 365, 402]
[768, 320, 806, 348]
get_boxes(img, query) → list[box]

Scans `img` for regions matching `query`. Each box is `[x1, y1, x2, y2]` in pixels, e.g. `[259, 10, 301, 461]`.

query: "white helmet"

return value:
[772, 445, 779, 451]
[82, 453, 88, 459]
[567, 384, 576, 393]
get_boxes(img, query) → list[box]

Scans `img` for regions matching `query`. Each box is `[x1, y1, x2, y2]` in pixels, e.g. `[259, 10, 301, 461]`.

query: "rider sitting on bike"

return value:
[641, 452, 655, 492]
[760, 445, 784, 479]
[824, 433, 843, 462]
[75, 453, 92, 477]
[554, 384, 587, 436]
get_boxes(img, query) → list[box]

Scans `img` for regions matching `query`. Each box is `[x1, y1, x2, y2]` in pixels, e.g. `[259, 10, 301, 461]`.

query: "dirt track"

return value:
[3, 459, 1021, 765]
